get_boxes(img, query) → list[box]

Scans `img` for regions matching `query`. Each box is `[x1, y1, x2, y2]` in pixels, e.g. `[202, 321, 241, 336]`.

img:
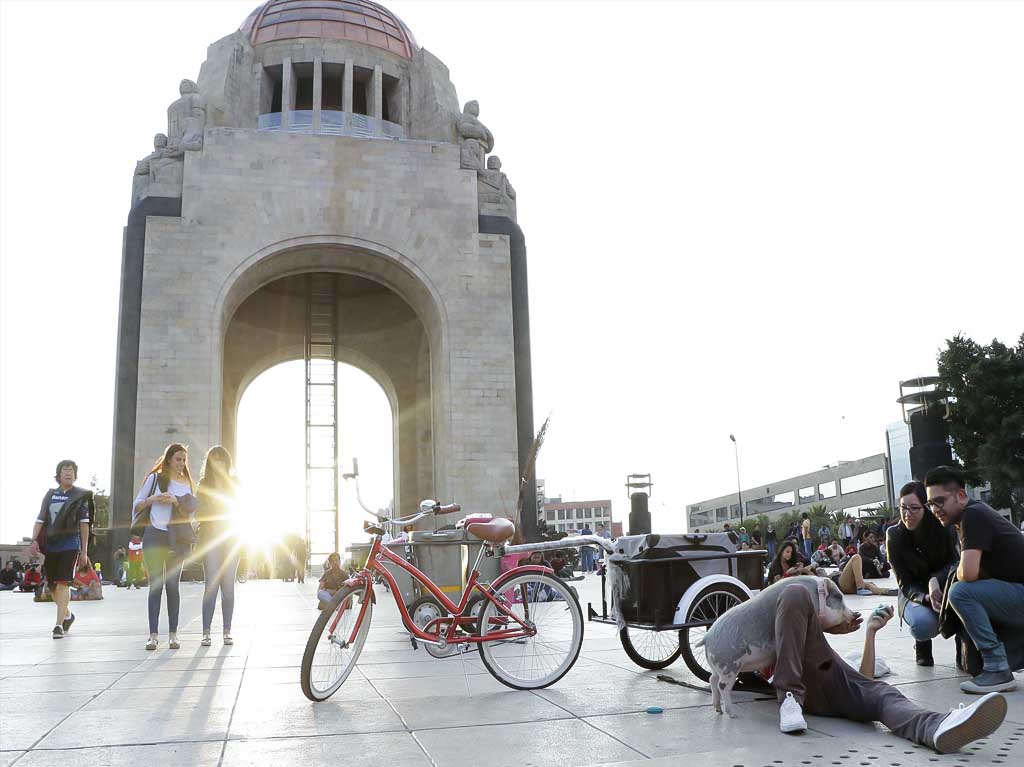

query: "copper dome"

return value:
[241, 0, 417, 59]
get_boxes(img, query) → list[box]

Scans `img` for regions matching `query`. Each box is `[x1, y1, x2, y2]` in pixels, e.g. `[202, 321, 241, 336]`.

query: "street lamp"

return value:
[729, 434, 743, 525]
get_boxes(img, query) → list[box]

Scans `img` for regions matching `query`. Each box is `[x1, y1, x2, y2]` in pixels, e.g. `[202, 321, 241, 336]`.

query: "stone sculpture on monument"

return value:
[456, 99, 493, 171]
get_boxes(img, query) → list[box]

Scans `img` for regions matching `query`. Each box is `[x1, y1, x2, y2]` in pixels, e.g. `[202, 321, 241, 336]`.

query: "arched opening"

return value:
[220, 262, 436, 570]
[235, 360, 394, 565]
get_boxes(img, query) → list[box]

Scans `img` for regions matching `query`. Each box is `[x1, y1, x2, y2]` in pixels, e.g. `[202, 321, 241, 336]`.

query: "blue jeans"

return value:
[899, 596, 941, 642]
[802, 538, 813, 561]
[581, 547, 595, 572]
[142, 527, 182, 634]
[202, 540, 239, 634]
[767, 540, 776, 560]
[948, 578, 1024, 673]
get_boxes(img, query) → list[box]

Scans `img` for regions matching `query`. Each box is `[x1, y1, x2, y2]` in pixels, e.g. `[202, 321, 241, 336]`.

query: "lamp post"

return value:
[729, 434, 743, 525]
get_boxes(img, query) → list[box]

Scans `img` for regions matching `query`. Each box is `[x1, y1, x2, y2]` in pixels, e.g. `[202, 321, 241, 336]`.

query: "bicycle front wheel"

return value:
[300, 583, 372, 701]
[478, 572, 583, 690]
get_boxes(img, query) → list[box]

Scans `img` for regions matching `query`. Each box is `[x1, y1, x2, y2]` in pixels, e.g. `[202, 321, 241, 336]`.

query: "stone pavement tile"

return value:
[227, 684, 401, 739]
[1, 671, 123, 693]
[131, 654, 248, 671]
[358, 657, 488, 679]
[387, 689, 574, 729]
[238, 677, 381, 703]
[18, 660, 144, 677]
[0, 665, 33, 678]
[415, 718, 642, 766]
[12, 741, 224, 767]
[111, 667, 245, 689]
[0, 648, 53, 666]
[35, 686, 239, 749]
[584, 700, 832, 759]
[534, 672, 710, 716]
[602, 742, 868, 767]
[222, 732, 432, 767]
[0, 692, 97, 751]
[895, 678, 1024, 724]
[370, 672, 509, 699]
[0, 752, 25, 767]
[236, 666, 303, 686]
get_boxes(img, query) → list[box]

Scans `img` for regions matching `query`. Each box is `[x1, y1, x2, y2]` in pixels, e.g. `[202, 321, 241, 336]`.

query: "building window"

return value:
[799, 486, 815, 504]
[557, 510, 566, 521]
[546, 511, 555, 521]
[840, 469, 885, 495]
[746, 491, 795, 515]
[716, 507, 729, 522]
[730, 504, 740, 517]
[819, 480, 837, 499]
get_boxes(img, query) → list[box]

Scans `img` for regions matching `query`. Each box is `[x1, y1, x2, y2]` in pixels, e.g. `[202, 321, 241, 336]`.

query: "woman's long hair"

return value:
[146, 443, 193, 493]
[899, 480, 943, 537]
[199, 445, 234, 492]
[768, 540, 799, 582]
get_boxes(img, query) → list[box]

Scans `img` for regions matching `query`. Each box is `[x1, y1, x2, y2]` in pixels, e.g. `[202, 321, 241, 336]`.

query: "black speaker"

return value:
[910, 443, 953, 481]
[909, 410, 948, 446]
[628, 493, 651, 536]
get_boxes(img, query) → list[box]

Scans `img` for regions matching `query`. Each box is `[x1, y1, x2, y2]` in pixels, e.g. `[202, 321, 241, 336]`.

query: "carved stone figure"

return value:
[456, 100, 493, 171]
[132, 133, 184, 204]
[167, 79, 207, 152]
[477, 155, 517, 220]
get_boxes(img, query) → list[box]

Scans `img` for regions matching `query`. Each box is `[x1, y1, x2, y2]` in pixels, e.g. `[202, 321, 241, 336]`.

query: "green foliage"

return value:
[937, 333, 1024, 521]
[89, 475, 110, 530]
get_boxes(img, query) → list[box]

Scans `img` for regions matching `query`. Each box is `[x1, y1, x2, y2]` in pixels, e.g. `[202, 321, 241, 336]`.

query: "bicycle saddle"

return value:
[466, 517, 515, 543]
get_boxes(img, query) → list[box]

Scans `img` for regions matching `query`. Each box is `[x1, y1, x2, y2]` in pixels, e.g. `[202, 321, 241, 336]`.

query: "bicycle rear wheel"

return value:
[477, 572, 583, 690]
[300, 583, 372, 701]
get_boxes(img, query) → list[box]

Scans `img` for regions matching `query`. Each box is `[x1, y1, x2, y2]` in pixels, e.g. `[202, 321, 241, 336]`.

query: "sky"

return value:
[1, 0, 1022, 543]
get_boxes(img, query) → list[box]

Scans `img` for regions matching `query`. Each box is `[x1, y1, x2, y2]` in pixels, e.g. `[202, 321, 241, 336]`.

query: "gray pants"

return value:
[773, 585, 945, 746]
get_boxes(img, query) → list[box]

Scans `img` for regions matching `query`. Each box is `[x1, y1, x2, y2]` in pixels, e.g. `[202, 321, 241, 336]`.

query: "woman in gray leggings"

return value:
[133, 443, 195, 650]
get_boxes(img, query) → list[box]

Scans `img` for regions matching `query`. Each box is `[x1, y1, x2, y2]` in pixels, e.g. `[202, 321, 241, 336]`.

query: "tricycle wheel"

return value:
[680, 582, 748, 682]
[619, 626, 681, 670]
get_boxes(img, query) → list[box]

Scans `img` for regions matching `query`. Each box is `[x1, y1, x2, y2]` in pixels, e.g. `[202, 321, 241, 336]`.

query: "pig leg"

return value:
[710, 670, 722, 713]
[717, 670, 740, 718]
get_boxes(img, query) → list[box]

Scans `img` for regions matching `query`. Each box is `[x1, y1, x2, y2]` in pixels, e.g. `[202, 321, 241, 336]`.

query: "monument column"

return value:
[281, 56, 294, 129]
[372, 64, 383, 134]
[312, 56, 323, 133]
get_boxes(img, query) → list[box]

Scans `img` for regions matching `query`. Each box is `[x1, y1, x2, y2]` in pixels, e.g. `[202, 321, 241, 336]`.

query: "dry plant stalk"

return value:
[511, 415, 550, 544]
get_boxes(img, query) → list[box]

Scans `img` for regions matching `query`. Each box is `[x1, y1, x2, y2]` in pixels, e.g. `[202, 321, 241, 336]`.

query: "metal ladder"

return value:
[305, 273, 339, 573]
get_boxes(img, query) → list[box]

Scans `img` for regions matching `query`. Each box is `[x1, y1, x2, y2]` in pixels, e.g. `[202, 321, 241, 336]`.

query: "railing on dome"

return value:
[257, 110, 405, 139]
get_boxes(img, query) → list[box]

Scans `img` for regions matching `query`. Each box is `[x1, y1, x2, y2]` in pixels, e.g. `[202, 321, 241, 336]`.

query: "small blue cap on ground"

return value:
[646, 706, 664, 714]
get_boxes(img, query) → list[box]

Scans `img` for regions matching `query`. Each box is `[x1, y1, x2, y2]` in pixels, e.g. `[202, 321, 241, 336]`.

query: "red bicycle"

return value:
[300, 501, 585, 701]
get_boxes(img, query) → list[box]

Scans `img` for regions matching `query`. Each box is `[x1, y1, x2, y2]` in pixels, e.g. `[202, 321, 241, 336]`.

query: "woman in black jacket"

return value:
[885, 481, 958, 666]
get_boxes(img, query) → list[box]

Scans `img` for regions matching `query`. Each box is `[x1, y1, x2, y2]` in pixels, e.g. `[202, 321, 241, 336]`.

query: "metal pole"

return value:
[730, 434, 742, 525]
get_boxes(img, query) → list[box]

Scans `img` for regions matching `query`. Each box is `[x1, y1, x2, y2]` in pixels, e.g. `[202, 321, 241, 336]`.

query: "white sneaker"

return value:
[223, 633, 233, 646]
[145, 636, 158, 651]
[779, 691, 807, 733]
[200, 634, 212, 647]
[932, 692, 1007, 754]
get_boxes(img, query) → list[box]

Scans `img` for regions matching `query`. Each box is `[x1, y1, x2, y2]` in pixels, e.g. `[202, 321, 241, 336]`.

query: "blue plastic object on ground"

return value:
[646, 706, 664, 714]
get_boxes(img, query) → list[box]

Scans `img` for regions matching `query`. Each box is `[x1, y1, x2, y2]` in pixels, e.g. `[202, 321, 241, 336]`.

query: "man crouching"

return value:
[773, 582, 1006, 753]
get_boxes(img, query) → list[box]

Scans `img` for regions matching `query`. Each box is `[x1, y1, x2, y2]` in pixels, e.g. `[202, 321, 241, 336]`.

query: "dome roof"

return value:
[241, 0, 417, 59]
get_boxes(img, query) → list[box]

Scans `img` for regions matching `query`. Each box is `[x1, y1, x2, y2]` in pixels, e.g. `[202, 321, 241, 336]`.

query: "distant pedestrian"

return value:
[579, 523, 594, 571]
[29, 459, 93, 638]
[126, 536, 145, 587]
[0, 562, 17, 591]
[800, 512, 813, 561]
[196, 445, 240, 647]
[765, 524, 777, 559]
[133, 443, 196, 650]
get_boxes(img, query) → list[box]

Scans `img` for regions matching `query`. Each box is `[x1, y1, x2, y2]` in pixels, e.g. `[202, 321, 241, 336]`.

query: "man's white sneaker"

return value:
[200, 634, 212, 647]
[932, 692, 1007, 754]
[779, 691, 807, 733]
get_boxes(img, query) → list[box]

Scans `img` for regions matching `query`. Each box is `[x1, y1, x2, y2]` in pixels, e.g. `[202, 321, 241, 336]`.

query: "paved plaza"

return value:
[2, 575, 1022, 767]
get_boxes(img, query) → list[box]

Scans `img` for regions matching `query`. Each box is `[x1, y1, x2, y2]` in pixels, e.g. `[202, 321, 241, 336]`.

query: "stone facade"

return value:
[112, 2, 534, 547]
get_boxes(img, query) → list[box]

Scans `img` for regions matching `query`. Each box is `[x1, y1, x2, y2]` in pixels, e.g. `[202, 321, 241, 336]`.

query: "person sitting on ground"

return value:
[830, 553, 898, 597]
[828, 539, 845, 564]
[549, 550, 572, 578]
[19, 564, 42, 592]
[0, 561, 17, 591]
[71, 563, 102, 600]
[926, 465, 1024, 694]
[772, 580, 1007, 752]
[317, 552, 346, 609]
[886, 480, 958, 667]
[858, 529, 891, 578]
[767, 541, 815, 584]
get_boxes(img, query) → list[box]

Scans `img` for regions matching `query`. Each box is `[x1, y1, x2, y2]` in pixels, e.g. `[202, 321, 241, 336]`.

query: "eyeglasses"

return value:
[925, 495, 952, 511]
[899, 504, 925, 514]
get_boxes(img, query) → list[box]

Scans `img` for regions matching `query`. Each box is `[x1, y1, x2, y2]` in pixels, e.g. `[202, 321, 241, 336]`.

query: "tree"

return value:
[937, 333, 1024, 523]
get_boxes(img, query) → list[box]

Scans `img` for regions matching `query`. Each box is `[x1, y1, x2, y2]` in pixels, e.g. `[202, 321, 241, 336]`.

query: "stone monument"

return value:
[112, 0, 537, 560]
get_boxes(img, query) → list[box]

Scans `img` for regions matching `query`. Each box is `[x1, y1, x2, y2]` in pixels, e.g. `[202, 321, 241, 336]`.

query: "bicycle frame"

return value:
[329, 532, 552, 648]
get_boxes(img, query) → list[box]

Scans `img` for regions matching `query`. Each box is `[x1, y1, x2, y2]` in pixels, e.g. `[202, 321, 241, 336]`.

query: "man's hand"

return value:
[78, 552, 91, 570]
[826, 611, 863, 635]
[29, 541, 40, 557]
[866, 605, 894, 632]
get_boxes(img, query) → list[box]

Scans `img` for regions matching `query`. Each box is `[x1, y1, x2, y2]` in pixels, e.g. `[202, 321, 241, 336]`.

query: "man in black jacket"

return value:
[29, 460, 93, 638]
[927, 466, 1024, 694]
